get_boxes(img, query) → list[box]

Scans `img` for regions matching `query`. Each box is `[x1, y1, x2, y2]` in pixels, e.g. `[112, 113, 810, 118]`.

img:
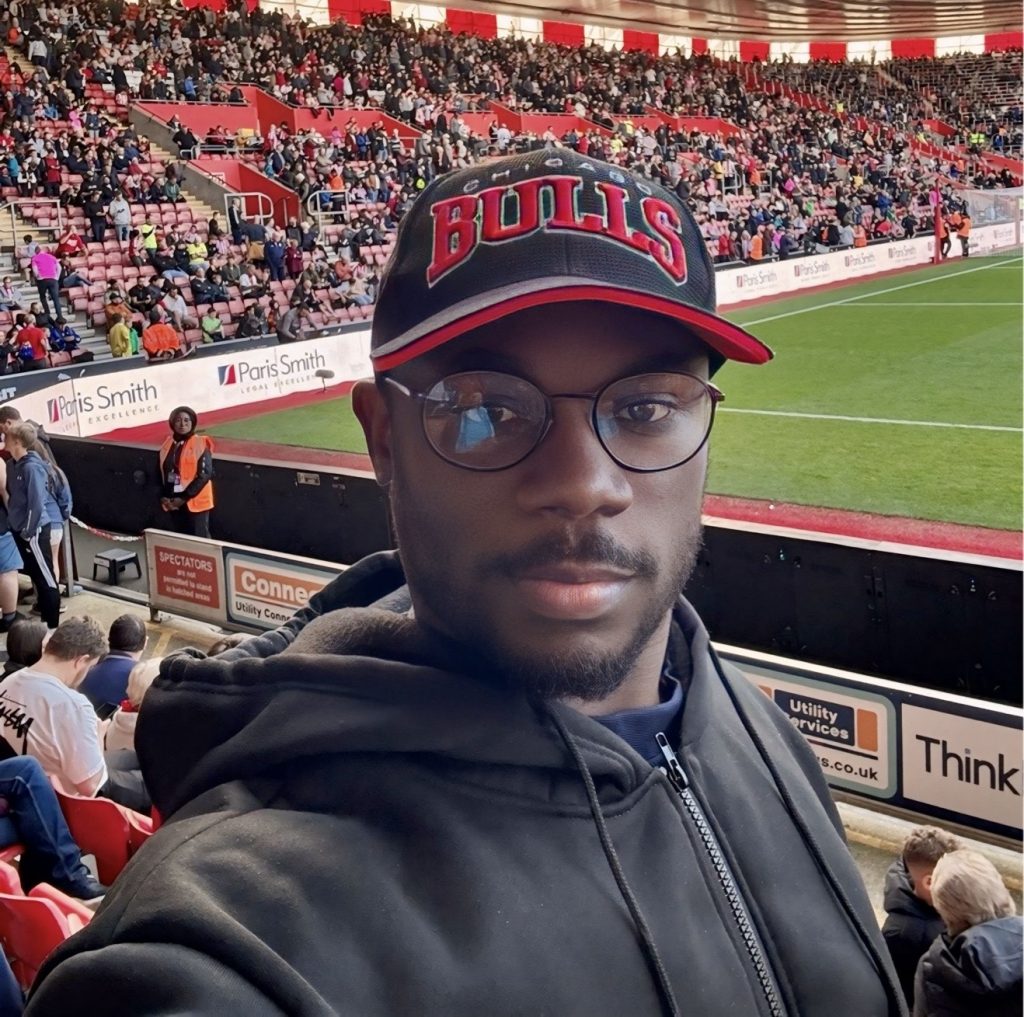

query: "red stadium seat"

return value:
[28, 885, 93, 930]
[0, 892, 78, 989]
[52, 788, 153, 886]
[0, 861, 21, 895]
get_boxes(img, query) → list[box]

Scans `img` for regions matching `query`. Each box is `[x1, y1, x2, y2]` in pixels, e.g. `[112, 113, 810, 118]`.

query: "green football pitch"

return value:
[209, 253, 1023, 530]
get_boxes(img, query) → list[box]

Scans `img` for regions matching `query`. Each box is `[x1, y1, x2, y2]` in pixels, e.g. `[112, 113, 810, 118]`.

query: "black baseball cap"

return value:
[370, 149, 772, 372]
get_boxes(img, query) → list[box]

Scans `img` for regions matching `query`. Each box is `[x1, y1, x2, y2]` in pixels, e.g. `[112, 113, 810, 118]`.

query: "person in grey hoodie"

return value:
[5, 421, 60, 629]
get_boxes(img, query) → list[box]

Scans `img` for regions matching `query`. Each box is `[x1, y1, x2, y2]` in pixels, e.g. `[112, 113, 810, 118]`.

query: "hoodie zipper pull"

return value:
[656, 732, 689, 792]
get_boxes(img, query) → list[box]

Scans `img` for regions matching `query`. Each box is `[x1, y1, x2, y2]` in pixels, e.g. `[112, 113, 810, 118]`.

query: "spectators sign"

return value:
[148, 532, 226, 626]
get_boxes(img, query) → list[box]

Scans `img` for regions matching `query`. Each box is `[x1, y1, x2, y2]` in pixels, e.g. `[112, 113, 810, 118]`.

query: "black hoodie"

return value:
[882, 858, 945, 1006]
[913, 917, 1023, 1017]
[26, 552, 905, 1016]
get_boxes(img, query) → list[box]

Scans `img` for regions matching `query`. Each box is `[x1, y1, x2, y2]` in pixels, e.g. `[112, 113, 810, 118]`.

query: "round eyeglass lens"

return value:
[421, 371, 549, 469]
[595, 373, 714, 471]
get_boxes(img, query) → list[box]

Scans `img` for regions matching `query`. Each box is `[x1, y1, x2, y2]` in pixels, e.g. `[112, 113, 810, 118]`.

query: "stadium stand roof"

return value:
[444, 0, 1024, 41]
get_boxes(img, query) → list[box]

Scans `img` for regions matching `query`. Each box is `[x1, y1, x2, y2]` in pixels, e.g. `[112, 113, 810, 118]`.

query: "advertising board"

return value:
[2, 328, 373, 439]
[145, 530, 345, 632]
[225, 549, 338, 628]
[724, 645, 1023, 841]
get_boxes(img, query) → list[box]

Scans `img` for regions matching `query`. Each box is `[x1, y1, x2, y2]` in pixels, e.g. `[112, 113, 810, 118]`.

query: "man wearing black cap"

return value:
[26, 153, 905, 1016]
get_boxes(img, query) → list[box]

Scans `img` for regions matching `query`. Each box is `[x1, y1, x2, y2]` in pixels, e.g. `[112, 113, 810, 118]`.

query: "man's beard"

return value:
[396, 510, 702, 703]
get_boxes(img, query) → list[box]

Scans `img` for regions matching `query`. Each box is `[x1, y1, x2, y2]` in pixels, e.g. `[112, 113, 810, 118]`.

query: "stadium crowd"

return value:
[0, 0, 1020, 360]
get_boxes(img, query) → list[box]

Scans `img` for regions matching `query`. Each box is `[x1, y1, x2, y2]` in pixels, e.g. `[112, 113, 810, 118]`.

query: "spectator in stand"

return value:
[0, 755, 107, 900]
[236, 305, 265, 339]
[913, 850, 1022, 1017]
[277, 305, 310, 343]
[882, 825, 963, 1008]
[30, 245, 62, 321]
[139, 215, 160, 257]
[128, 276, 161, 318]
[0, 278, 20, 312]
[54, 225, 86, 259]
[13, 314, 49, 371]
[104, 290, 131, 330]
[284, 238, 305, 279]
[80, 614, 148, 720]
[83, 189, 107, 243]
[1, 619, 46, 681]
[200, 306, 225, 344]
[5, 422, 60, 628]
[161, 286, 198, 331]
[107, 313, 132, 358]
[47, 319, 83, 355]
[0, 455, 25, 633]
[265, 233, 286, 282]
[104, 657, 161, 755]
[58, 255, 90, 292]
[142, 311, 186, 361]
[0, 614, 149, 812]
[107, 190, 132, 243]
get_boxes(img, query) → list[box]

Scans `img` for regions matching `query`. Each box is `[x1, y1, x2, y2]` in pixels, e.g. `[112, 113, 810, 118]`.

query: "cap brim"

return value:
[371, 284, 772, 372]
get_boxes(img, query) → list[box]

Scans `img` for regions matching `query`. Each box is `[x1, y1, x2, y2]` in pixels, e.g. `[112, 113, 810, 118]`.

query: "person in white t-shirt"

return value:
[0, 616, 150, 812]
[0, 616, 109, 797]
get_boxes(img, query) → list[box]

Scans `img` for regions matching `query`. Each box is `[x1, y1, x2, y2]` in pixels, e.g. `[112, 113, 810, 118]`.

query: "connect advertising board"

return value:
[225, 550, 337, 628]
[724, 645, 1023, 841]
[145, 531, 345, 633]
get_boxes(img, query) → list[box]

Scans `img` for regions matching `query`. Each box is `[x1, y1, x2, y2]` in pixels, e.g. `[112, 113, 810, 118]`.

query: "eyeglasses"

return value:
[384, 370, 724, 473]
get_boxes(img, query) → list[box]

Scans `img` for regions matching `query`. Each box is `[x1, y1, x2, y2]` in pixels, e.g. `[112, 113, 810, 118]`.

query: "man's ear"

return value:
[352, 378, 393, 488]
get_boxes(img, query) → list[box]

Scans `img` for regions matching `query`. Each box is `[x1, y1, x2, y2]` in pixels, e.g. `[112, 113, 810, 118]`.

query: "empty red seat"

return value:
[53, 788, 153, 886]
[0, 892, 78, 989]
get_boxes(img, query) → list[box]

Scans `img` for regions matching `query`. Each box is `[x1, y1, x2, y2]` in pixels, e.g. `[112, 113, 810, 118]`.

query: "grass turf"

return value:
[207, 254, 1023, 530]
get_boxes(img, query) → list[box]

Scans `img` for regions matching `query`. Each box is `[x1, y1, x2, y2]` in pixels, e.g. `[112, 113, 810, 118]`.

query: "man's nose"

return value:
[514, 400, 633, 521]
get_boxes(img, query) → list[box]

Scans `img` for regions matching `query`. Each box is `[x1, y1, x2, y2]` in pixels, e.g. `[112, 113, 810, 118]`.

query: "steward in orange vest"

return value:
[957, 212, 971, 257]
[159, 406, 214, 538]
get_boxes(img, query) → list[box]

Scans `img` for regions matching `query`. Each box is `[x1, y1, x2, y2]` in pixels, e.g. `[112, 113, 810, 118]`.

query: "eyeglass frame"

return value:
[382, 369, 725, 474]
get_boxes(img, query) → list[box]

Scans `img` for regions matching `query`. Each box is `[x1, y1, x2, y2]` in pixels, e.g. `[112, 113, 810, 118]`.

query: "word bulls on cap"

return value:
[426, 174, 689, 286]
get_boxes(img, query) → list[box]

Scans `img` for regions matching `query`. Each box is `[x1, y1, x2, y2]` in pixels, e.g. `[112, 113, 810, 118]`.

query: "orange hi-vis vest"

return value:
[958, 216, 971, 237]
[159, 434, 215, 513]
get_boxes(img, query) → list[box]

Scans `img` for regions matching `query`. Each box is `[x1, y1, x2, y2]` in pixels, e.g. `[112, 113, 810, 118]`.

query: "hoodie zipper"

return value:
[656, 732, 785, 1017]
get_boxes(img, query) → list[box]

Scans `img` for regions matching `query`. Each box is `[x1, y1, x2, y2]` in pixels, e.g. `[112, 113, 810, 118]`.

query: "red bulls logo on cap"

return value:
[426, 175, 688, 287]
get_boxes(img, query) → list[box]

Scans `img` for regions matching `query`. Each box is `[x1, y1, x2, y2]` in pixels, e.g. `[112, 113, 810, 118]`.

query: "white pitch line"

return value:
[719, 407, 1022, 433]
[847, 301, 1021, 307]
[734, 256, 1024, 327]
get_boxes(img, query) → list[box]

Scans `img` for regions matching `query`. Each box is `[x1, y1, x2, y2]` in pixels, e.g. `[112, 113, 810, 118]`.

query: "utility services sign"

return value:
[747, 670, 897, 798]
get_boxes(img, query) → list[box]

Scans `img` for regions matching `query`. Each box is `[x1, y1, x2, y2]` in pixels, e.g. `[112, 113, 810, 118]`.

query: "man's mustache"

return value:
[486, 531, 658, 579]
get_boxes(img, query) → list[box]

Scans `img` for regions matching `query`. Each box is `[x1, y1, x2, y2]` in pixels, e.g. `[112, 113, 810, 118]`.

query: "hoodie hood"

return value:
[926, 917, 1023, 1003]
[141, 552, 680, 818]
[883, 858, 939, 922]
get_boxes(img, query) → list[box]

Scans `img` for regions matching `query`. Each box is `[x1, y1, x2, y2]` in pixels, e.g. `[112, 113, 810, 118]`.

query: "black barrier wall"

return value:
[51, 436, 392, 566]
[53, 436, 1021, 705]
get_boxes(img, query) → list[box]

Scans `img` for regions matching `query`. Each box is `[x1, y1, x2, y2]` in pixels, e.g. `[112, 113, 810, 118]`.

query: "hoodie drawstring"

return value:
[546, 707, 681, 1017]
[707, 648, 907, 1017]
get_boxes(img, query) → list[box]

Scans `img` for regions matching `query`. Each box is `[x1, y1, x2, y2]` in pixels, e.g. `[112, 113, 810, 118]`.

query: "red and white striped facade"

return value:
[249, 0, 1024, 59]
